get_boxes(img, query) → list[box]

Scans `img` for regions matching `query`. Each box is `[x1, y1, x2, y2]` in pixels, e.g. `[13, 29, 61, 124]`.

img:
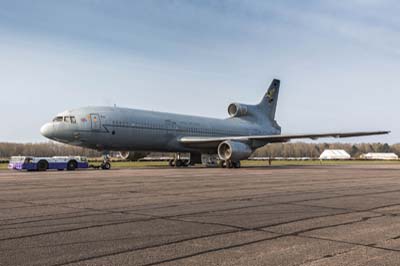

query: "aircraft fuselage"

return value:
[41, 106, 280, 153]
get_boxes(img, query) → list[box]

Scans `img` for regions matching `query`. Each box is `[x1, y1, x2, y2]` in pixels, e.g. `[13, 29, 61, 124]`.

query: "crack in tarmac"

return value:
[46, 207, 394, 266]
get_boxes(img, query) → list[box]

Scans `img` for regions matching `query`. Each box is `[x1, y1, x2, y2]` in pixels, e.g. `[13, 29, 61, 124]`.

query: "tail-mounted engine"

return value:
[228, 103, 249, 117]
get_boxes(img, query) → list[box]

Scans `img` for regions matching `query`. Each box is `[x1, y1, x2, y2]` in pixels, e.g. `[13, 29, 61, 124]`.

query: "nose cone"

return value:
[40, 123, 54, 139]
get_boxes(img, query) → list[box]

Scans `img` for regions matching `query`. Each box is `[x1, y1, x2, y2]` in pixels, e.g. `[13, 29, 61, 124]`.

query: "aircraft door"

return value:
[90, 114, 101, 130]
[165, 120, 177, 135]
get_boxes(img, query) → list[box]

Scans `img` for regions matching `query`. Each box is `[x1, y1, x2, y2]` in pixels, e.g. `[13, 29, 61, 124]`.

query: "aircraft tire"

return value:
[169, 160, 175, 167]
[37, 160, 48, 171]
[175, 160, 183, 167]
[233, 161, 241, 168]
[221, 160, 232, 168]
[101, 162, 111, 170]
[67, 160, 77, 171]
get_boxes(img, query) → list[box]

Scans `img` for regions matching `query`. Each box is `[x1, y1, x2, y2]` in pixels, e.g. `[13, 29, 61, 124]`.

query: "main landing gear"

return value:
[167, 153, 241, 169]
[218, 160, 241, 169]
[169, 153, 192, 168]
[169, 159, 191, 167]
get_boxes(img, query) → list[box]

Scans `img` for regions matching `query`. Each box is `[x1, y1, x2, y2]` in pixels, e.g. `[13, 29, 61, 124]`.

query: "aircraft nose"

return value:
[40, 123, 54, 139]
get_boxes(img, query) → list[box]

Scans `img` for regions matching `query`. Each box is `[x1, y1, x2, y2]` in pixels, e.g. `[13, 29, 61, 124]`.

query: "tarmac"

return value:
[1, 164, 400, 266]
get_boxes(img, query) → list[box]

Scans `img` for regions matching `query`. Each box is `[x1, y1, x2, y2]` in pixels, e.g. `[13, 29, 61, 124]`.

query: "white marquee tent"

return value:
[360, 153, 399, 160]
[319, 150, 351, 160]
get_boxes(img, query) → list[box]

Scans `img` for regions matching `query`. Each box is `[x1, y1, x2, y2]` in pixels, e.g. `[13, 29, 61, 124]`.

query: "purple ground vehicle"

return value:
[8, 156, 89, 171]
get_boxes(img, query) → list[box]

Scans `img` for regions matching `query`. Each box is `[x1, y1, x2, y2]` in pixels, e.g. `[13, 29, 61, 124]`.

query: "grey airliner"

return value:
[40, 79, 389, 169]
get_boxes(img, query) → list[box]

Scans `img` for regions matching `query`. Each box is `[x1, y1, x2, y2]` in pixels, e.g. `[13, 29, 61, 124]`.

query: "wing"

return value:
[179, 131, 390, 148]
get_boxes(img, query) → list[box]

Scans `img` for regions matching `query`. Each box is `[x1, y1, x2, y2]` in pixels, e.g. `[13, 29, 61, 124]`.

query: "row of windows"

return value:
[112, 120, 129, 126]
[53, 116, 76, 124]
[110, 120, 242, 136]
[111, 120, 164, 130]
[51, 115, 244, 135]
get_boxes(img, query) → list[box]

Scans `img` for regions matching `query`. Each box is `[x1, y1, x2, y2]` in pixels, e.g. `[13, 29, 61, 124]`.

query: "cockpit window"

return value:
[53, 116, 63, 122]
[53, 115, 76, 123]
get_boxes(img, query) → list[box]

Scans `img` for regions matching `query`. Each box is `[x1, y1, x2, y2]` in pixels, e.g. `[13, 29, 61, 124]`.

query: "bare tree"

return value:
[0, 142, 101, 158]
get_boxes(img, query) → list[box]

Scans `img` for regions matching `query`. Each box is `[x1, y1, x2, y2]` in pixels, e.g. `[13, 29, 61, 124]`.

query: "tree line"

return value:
[0, 142, 101, 158]
[253, 142, 396, 158]
[0, 141, 398, 160]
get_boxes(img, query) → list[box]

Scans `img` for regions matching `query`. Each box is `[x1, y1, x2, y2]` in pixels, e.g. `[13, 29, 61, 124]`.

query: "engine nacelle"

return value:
[217, 140, 253, 161]
[118, 151, 130, 160]
[228, 103, 248, 117]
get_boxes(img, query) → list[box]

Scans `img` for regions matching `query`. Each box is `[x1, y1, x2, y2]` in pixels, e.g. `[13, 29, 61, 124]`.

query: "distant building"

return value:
[319, 150, 351, 160]
[360, 153, 399, 160]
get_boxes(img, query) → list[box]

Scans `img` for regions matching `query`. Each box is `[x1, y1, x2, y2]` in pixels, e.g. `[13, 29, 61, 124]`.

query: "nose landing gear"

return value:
[101, 153, 111, 170]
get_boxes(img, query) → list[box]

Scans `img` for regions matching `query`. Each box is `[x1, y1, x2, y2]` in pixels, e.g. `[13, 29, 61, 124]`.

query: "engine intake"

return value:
[218, 140, 252, 161]
[118, 151, 130, 160]
[228, 103, 248, 117]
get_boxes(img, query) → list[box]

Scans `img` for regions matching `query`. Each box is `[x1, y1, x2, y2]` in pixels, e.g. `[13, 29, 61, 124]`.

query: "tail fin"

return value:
[258, 79, 280, 121]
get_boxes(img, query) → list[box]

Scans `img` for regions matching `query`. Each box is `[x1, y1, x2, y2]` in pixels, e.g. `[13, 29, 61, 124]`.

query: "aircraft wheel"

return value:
[101, 162, 111, 170]
[169, 160, 175, 167]
[183, 160, 190, 167]
[67, 160, 77, 171]
[175, 160, 183, 167]
[37, 160, 48, 171]
[233, 161, 241, 168]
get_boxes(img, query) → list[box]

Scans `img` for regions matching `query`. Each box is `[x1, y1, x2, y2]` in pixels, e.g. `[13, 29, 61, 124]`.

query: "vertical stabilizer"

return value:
[258, 79, 280, 121]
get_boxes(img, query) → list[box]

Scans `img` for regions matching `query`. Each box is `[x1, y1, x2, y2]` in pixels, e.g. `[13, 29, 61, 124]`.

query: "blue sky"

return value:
[0, 0, 398, 143]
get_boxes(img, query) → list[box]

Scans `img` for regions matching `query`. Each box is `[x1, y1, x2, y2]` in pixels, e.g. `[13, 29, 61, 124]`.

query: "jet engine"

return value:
[227, 103, 248, 117]
[217, 140, 252, 161]
[118, 151, 130, 160]
[117, 151, 149, 161]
